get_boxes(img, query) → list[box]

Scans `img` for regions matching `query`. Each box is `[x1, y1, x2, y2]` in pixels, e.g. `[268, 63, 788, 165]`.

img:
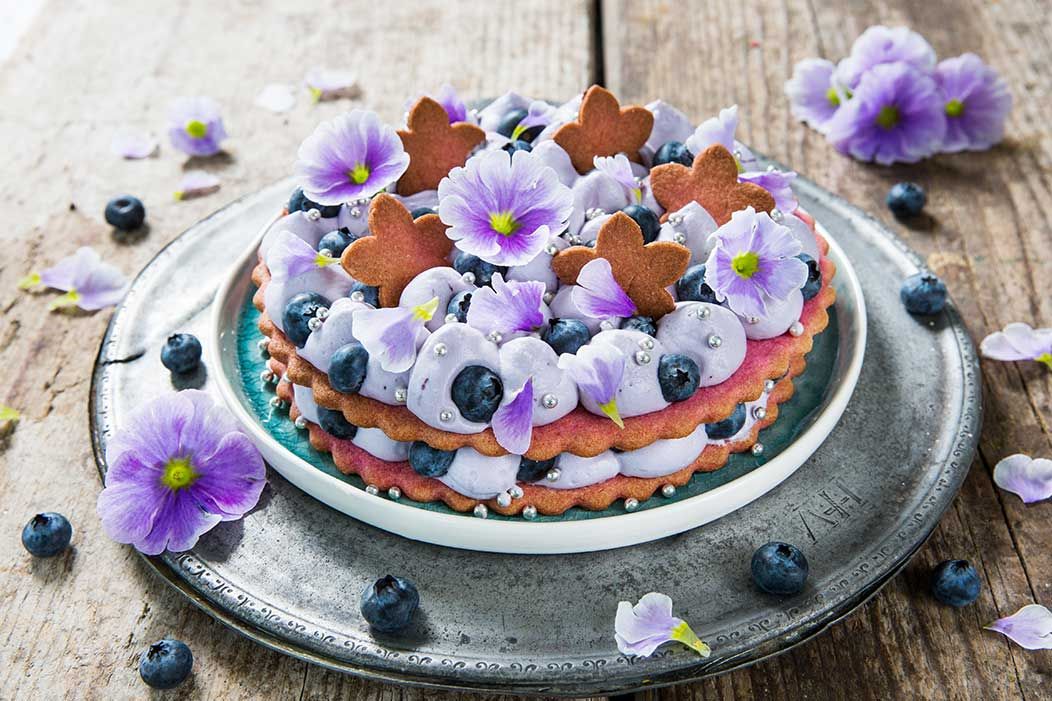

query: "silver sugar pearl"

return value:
[707, 334, 723, 349]
[789, 321, 804, 337]
[599, 319, 615, 331]
[586, 207, 604, 220]
[350, 206, 362, 218]
[568, 235, 582, 245]
[541, 393, 559, 409]
[624, 498, 639, 512]
[433, 342, 448, 356]
[387, 486, 402, 500]
[487, 330, 503, 344]
[444, 313, 459, 324]
[461, 271, 476, 284]
[668, 214, 683, 225]
[753, 406, 768, 420]
[696, 305, 711, 319]
[365, 484, 379, 496]
[307, 316, 323, 331]
[639, 338, 655, 351]
[747, 316, 760, 325]
[269, 397, 286, 409]
[751, 442, 765, 456]
[318, 248, 333, 258]
[439, 409, 454, 422]
[315, 306, 330, 320]
[545, 468, 561, 483]
[394, 387, 408, 403]
[767, 163, 777, 172]
[764, 379, 776, 392]
[306, 208, 322, 221]
[661, 484, 676, 498]
[496, 492, 512, 508]
[260, 370, 276, 383]
[350, 290, 366, 302]
[294, 415, 308, 429]
[543, 291, 554, 305]
[545, 243, 559, 256]
[281, 372, 291, 383]
[733, 149, 743, 161]
[634, 350, 651, 365]
[257, 338, 270, 353]
[522, 505, 538, 520]
[509, 485, 524, 499]
[674, 233, 687, 244]
[771, 209, 784, 222]
[473, 504, 489, 519]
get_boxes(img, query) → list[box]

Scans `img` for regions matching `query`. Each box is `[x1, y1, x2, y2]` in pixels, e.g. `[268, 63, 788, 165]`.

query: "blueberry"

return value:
[751, 542, 809, 595]
[620, 316, 656, 336]
[541, 318, 591, 355]
[446, 290, 473, 323]
[653, 141, 694, 167]
[317, 406, 358, 440]
[705, 403, 747, 439]
[453, 251, 506, 287]
[886, 182, 926, 218]
[350, 282, 380, 307]
[329, 342, 369, 394]
[138, 639, 193, 690]
[621, 204, 661, 244]
[658, 354, 700, 402]
[160, 333, 202, 375]
[451, 365, 503, 423]
[21, 512, 72, 557]
[282, 292, 330, 347]
[104, 195, 146, 231]
[410, 207, 436, 219]
[288, 187, 341, 218]
[502, 140, 533, 155]
[798, 253, 821, 301]
[318, 228, 357, 258]
[517, 456, 557, 482]
[408, 441, 456, 477]
[931, 559, 981, 607]
[676, 264, 719, 304]
[495, 108, 543, 143]
[900, 272, 948, 315]
[360, 575, 419, 633]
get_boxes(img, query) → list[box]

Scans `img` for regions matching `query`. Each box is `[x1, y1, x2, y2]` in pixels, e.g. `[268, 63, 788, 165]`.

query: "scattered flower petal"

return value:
[174, 170, 221, 201]
[593, 153, 642, 203]
[110, 129, 158, 159]
[295, 109, 410, 205]
[785, 58, 843, 133]
[167, 96, 228, 157]
[96, 390, 266, 555]
[255, 83, 297, 113]
[32, 247, 128, 312]
[305, 67, 361, 102]
[980, 322, 1052, 369]
[0, 405, 20, 423]
[491, 377, 534, 455]
[936, 53, 1012, 153]
[17, 272, 41, 290]
[834, 25, 936, 90]
[572, 258, 637, 319]
[739, 169, 799, 213]
[558, 342, 625, 428]
[614, 592, 711, 658]
[986, 604, 1052, 650]
[466, 273, 545, 336]
[993, 454, 1052, 504]
[267, 230, 339, 279]
[352, 298, 436, 373]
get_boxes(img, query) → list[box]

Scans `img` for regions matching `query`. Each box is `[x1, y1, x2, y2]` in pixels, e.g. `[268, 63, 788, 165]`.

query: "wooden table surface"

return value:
[1, 1, 1050, 698]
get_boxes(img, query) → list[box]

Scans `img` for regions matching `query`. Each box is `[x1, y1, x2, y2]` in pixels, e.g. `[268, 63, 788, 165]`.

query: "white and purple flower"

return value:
[935, 53, 1012, 152]
[614, 592, 711, 658]
[438, 149, 574, 267]
[352, 297, 438, 373]
[491, 377, 534, 455]
[704, 207, 808, 319]
[993, 454, 1052, 504]
[980, 322, 1052, 370]
[593, 154, 642, 203]
[295, 110, 411, 206]
[834, 25, 936, 90]
[96, 390, 266, 555]
[174, 170, 221, 201]
[167, 97, 228, 157]
[825, 62, 947, 165]
[986, 604, 1052, 650]
[572, 258, 636, 320]
[466, 273, 546, 337]
[20, 246, 128, 312]
[784, 58, 844, 133]
[558, 342, 626, 428]
[267, 231, 340, 279]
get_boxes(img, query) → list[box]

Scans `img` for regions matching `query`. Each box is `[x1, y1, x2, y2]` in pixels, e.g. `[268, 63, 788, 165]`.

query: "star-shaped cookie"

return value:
[552, 212, 690, 319]
[396, 96, 486, 196]
[341, 193, 454, 307]
[553, 86, 654, 174]
[650, 144, 775, 225]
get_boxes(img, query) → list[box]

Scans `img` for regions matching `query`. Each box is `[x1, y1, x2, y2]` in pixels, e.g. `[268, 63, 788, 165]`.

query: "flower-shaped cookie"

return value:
[552, 212, 690, 318]
[397, 96, 486, 195]
[341, 194, 454, 307]
[553, 86, 654, 174]
[650, 144, 775, 225]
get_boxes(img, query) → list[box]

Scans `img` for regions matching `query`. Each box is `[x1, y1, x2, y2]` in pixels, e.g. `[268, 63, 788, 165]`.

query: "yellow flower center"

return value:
[732, 251, 760, 279]
[875, 105, 900, 130]
[1037, 352, 1052, 370]
[348, 163, 370, 185]
[161, 457, 198, 491]
[598, 398, 624, 429]
[945, 99, 965, 118]
[185, 120, 208, 139]
[411, 297, 440, 322]
[826, 87, 841, 107]
[489, 211, 520, 237]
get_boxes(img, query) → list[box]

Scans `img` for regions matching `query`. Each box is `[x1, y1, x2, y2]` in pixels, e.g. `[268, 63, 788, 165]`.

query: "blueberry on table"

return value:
[160, 333, 202, 375]
[657, 353, 701, 402]
[451, 365, 503, 423]
[653, 141, 694, 167]
[138, 639, 193, 690]
[453, 251, 506, 287]
[621, 204, 661, 244]
[900, 272, 948, 315]
[408, 441, 456, 477]
[541, 318, 591, 356]
[517, 456, 557, 482]
[704, 403, 747, 440]
[361, 575, 420, 633]
[288, 187, 341, 218]
[104, 195, 146, 231]
[317, 228, 357, 258]
[282, 292, 330, 347]
[751, 542, 809, 595]
[410, 206, 436, 219]
[21, 512, 72, 557]
[931, 559, 981, 607]
[797, 253, 821, 301]
[328, 342, 369, 394]
[446, 289, 473, 323]
[886, 182, 926, 218]
[502, 140, 533, 155]
[317, 406, 358, 440]
[620, 315, 656, 336]
[350, 282, 379, 307]
[676, 264, 719, 304]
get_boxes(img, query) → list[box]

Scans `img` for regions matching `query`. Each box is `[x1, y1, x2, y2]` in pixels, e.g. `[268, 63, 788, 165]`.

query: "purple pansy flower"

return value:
[352, 298, 437, 373]
[491, 377, 534, 455]
[935, 53, 1012, 152]
[572, 258, 637, 319]
[167, 97, 228, 157]
[96, 390, 266, 555]
[267, 231, 340, 279]
[704, 207, 808, 319]
[111, 128, 158, 159]
[986, 604, 1052, 650]
[466, 273, 545, 336]
[739, 169, 798, 212]
[295, 110, 411, 206]
[438, 149, 574, 267]
[305, 67, 361, 102]
[834, 25, 936, 90]
[825, 62, 946, 165]
[19, 246, 128, 311]
[993, 454, 1052, 504]
[174, 170, 221, 201]
[614, 593, 711, 658]
[980, 322, 1052, 370]
[431, 83, 469, 123]
[594, 154, 642, 203]
[558, 342, 626, 428]
[785, 58, 844, 133]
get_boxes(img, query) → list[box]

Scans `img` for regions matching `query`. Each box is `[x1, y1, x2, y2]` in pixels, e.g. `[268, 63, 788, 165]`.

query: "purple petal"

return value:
[993, 454, 1052, 504]
[986, 604, 1052, 650]
[97, 455, 167, 545]
[353, 306, 424, 373]
[981, 323, 1052, 361]
[593, 154, 640, 201]
[190, 433, 266, 519]
[267, 230, 322, 279]
[175, 170, 221, 201]
[466, 274, 545, 335]
[255, 83, 297, 113]
[137, 490, 223, 555]
[615, 593, 678, 657]
[784, 58, 842, 133]
[39, 246, 127, 310]
[39, 246, 97, 292]
[558, 342, 624, 407]
[518, 100, 555, 132]
[305, 67, 361, 101]
[491, 377, 534, 455]
[572, 258, 637, 319]
[739, 169, 798, 212]
[432, 83, 469, 123]
[686, 105, 739, 155]
[111, 129, 158, 159]
[834, 25, 936, 90]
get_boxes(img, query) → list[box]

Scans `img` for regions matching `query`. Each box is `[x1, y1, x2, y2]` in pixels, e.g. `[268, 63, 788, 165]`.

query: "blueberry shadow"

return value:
[170, 364, 208, 390]
[893, 212, 936, 233]
[112, 222, 151, 246]
[183, 151, 234, 169]
[365, 607, 435, 648]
